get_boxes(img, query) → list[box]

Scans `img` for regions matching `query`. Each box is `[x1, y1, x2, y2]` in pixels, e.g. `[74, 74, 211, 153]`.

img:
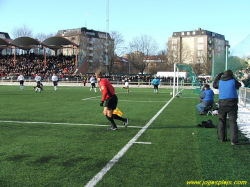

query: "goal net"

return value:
[173, 63, 199, 97]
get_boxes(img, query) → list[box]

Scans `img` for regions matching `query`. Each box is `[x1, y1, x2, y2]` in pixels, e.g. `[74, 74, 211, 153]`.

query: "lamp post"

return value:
[105, 0, 109, 74]
[225, 43, 230, 71]
[211, 36, 215, 78]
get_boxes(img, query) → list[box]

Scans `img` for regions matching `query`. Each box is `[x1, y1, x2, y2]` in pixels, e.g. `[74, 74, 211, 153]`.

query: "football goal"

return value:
[172, 63, 199, 97]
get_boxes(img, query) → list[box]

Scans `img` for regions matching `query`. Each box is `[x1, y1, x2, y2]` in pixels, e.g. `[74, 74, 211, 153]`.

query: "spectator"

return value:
[213, 70, 241, 145]
[196, 84, 214, 115]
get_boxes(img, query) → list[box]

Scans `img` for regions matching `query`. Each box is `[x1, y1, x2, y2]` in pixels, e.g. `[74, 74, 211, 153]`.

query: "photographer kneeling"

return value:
[196, 84, 214, 115]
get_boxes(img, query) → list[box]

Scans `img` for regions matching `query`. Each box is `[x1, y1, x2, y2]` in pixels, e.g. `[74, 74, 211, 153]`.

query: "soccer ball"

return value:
[170, 92, 173, 95]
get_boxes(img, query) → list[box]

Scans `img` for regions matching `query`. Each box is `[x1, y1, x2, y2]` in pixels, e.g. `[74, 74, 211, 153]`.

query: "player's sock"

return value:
[94, 88, 97, 92]
[112, 114, 125, 122]
[106, 115, 117, 128]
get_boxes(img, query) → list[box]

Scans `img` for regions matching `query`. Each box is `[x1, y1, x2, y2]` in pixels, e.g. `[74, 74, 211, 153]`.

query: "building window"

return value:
[193, 31, 196, 35]
[0, 34, 5, 39]
[198, 51, 203, 57]
[187, 32, 190, 35]
[198, 58, 204, 63]
[198, 44, 203, 50]
[172, 45, 177, 51]
[182, 32, 185, 35]
[198, 37, 204, 43]
[172, 39, 177, 44]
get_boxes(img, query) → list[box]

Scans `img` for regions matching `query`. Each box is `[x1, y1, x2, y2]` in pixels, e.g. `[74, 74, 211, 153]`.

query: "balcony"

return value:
[208, 40, 213, 44]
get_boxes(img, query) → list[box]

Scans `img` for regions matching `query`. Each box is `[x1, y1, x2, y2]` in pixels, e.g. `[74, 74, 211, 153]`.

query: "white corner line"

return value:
[84, 96, 175, 187]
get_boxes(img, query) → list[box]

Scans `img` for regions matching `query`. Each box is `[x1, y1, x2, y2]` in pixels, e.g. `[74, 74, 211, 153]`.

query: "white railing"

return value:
[238, 87, 250, 109]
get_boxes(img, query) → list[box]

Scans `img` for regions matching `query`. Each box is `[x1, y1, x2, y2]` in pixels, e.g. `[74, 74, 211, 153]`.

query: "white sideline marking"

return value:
[0, 120, 142, 129]
[82, 96, 102, 100]
[85, 96, 175, 187]
[82, 99, 167, 103]
[134, 142, 152, 144]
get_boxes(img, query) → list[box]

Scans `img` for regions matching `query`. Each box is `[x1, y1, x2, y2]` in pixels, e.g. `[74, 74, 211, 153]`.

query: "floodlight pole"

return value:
[173, 63, 176, 98]
[177, 67, 179, 95]
[212, 49, 215, 78]
[212, 36, 215, 78]
[105, 0, 109, 74]
[225, 44, 230, 71]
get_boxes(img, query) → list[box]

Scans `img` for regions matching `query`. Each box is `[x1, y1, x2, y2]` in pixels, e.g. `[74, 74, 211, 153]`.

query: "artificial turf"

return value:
[0, 85, 249, 187]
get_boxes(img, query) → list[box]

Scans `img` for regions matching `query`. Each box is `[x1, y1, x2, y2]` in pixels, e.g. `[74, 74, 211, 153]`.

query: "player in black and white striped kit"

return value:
[35, 73, 42, 93]
[52, 73, 58, 91]
[90, 75, 97, 92]
[17, 73, 25, 90]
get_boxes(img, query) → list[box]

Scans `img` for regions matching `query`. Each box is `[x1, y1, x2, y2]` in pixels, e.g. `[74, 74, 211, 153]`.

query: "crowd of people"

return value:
[0, 54, 77, 80]
[2, 54, 236, 87]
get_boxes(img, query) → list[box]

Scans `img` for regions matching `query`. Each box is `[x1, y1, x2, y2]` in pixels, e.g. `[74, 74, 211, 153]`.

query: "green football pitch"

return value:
[0, 85, 250, 187]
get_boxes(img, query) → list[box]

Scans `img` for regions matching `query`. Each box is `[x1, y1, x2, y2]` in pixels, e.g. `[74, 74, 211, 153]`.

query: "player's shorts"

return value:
[20, 80, 24, 86]
[53, 81, 58, 86]
[125, 82, 129, 87]
[37, 81, 41, 88]
[91, 83, 96, 88]
[154, 84, 158, 89]
[105, 94, 118, 110]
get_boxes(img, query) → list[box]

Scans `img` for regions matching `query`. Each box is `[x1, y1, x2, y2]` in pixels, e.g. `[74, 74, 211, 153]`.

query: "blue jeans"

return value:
[196, 102, 206, 113]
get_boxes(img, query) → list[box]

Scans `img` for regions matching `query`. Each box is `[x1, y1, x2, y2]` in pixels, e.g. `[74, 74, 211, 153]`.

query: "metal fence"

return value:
[238, 87, 250, 109]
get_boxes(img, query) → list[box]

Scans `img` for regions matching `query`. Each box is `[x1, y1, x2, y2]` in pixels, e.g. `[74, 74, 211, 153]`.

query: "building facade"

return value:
[56, 27, 114, 73]
[168, 28, 230, 74]
[0, 32, 12, 55]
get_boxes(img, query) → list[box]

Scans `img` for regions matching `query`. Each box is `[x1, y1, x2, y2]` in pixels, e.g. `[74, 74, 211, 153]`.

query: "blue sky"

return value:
[1, 0, 249, 51]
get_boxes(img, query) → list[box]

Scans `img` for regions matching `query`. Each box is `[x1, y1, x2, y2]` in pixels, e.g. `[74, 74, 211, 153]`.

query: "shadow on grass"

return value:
[6, 154, 32, 161]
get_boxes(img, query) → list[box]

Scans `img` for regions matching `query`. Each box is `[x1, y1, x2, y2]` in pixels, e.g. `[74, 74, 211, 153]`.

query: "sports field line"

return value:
[84, 96, 175, 187]
[82, 98, 167, 102]
[0, 120, 142, 129]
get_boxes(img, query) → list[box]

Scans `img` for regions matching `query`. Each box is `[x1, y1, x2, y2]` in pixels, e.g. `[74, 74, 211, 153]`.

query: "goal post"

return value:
[173, 63, 200, 98]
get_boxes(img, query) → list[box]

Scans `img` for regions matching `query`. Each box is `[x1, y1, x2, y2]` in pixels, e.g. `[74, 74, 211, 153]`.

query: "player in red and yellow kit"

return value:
[96, 70, 128, 130]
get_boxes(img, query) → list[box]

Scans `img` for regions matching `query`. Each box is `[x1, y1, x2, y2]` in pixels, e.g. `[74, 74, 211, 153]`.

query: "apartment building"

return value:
[0, 32, 12, 55]
[56, 27, 114, 73]
[168, 28, 230, 74]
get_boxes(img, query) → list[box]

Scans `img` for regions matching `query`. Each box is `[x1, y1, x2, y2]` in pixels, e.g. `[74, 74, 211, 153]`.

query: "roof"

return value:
[0, 32, 11, 39]
[0, 36, 78, 51]
[42, 36, 78, 50]
[0, 38, 13, 48]
[11, 37, 41, 50]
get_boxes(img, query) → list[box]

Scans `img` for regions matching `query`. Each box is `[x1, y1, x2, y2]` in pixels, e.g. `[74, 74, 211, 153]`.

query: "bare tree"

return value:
[156, 50, 171, 71]
[35, 32, 56, 42]
[128, 35, 158, 74]
[12, 24, 33, 38]
[110, 31, 125, 56]
[105, 31, 126, 74]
